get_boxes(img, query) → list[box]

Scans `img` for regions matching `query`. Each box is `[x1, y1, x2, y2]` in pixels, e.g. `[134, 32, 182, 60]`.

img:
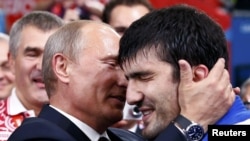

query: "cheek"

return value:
[15, 61, 35, 83]
[155, 87, 180, 127]
[5, 72, 15, 83]
[16, 59, 32, 72]
[98, 70, 118, 83]
[155, 82, 179, 111]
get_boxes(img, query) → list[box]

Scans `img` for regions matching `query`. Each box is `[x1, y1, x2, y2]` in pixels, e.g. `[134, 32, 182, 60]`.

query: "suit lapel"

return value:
[38, 105, 91, 141]
[107, 129, 123, 141]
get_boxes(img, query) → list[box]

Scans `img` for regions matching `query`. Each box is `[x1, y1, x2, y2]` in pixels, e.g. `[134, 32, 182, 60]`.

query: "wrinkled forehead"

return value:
[0, 40, 9, 56]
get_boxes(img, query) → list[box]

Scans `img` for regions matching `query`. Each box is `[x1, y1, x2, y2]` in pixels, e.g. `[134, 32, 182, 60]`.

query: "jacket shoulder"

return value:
[153, 122, 187, 141]
[8, 117, 76, 141]
[108, 127, 146, 141]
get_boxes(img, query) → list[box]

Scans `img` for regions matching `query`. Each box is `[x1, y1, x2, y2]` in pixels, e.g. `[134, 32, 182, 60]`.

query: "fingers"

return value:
[177, 58, 236, 130]
[218, 72, 235, 113]
[233, 87, 240, 94]
[230, 87, 236, 105]
[224, 83, 236, 111]
[208, 60, 231, 99]
[207, 58, 225, 81]
[178, 59, 192, 85]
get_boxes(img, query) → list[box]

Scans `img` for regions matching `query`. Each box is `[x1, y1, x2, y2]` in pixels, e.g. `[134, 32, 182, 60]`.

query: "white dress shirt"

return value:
[50, 105, 110, 141]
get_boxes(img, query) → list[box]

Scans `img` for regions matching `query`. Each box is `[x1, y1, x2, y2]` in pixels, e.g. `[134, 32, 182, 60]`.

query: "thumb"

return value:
[179, 59, 193, 85]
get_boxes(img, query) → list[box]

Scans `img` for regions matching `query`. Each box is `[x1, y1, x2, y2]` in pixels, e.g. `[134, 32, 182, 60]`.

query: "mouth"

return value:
[32, 77, 45, 88]
[139, 107, 154, 125]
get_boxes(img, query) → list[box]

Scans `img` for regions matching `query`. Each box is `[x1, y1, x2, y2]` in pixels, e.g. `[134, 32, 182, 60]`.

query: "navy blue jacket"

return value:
[8, 105, 146, 141]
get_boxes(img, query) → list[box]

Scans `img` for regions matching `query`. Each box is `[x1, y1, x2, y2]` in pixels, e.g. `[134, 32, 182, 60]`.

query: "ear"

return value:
[192, 64, 209, 82]
[8, 53, 15, 75]
[52, 53, 71, 83]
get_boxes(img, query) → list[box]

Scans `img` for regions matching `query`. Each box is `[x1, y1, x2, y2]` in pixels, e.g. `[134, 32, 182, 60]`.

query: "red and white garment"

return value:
[0, 88, 35, 141]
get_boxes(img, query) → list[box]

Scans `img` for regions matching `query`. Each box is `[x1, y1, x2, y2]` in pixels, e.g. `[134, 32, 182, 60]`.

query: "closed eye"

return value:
[107, 61, 116, 67]
[129, 72, 154, 81]
[0, 62, 11, 71]
[24, 47, 43, 58]
[105, 60, 121, 70]
[101, 55, 120, 70]
[138, 75, 153, 81]
[26, 51, 39, 57]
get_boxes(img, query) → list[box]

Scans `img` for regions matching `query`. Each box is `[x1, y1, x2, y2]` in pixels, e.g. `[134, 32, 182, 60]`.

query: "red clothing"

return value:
[0, 89, 35, 141]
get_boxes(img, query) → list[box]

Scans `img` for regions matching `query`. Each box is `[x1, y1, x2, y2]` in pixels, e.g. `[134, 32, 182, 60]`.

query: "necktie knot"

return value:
[98, 137, 109, 141]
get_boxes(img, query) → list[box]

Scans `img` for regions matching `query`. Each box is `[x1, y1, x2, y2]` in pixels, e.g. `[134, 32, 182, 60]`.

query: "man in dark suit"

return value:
[8, 13, 236, 141]
[8, 20, 145, 141]
[8, 104, 144, 141]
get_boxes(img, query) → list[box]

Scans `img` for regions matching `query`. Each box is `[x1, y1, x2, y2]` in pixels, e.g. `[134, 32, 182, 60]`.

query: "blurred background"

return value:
[0, 0, 250, 87]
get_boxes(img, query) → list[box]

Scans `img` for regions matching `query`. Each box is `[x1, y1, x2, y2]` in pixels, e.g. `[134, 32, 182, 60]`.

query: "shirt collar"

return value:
[50, 105, 110, 141]
[8, 88, 35, 116]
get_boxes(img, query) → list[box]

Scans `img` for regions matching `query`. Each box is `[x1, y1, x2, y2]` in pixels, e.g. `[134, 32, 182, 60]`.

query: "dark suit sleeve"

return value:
[153, 122, 187, 141]
[8, 118, 77, 141]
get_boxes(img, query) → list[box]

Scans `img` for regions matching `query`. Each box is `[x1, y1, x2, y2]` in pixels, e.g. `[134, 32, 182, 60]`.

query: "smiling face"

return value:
[0, 39, 15, 99]
[9, 25, 57, 114]
[123, 50, 180, 139]
[56, 23, 128, 132]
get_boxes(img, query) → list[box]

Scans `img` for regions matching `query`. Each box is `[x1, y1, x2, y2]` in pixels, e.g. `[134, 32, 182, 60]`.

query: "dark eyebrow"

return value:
[24, 46, 43, 53]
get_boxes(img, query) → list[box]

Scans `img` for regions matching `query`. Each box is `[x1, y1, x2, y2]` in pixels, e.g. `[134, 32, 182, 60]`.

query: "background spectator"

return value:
[0, 11, 64, 141]
[0, 32, 14, 100]
[240, 77, 250, 109]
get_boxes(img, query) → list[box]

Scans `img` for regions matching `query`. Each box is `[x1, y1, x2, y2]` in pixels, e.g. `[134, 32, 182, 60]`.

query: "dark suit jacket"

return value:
[8, 105, 146, 141]
[153, 122, 187, 141]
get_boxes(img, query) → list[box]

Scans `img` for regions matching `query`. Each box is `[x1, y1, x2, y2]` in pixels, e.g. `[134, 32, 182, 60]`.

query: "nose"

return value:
[126, 80, 144, 105]
[0, 68, 4, 80]
[117, 68, 128, 87]
[36, 55, 43, 70]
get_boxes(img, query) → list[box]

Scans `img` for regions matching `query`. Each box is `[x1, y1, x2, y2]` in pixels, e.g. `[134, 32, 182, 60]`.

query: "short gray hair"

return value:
[42, 20, 92, 97]
[9, 11, 64, 58]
